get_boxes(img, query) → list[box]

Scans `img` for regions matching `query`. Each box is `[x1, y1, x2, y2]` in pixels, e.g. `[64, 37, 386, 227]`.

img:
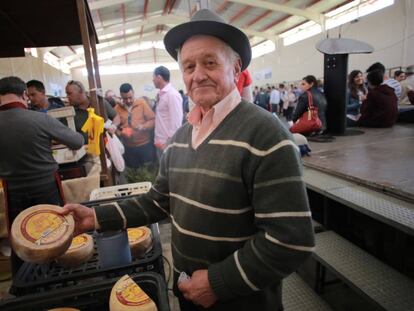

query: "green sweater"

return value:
[95, 101, 315, 310]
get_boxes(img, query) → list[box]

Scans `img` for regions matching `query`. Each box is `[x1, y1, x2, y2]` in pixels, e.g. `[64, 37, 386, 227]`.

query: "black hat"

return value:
[163, 9, 251, 71]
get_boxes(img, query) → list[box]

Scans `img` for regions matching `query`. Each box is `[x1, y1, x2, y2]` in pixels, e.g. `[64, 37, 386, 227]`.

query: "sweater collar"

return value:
[0, 102, 27, 111]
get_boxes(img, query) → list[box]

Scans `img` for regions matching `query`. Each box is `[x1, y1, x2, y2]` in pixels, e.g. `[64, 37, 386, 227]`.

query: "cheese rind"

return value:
[55, 233, 94, 267]
[127, 227, 152, 258]
[11, 205, 74, 264]
[109, 274, 157, 311]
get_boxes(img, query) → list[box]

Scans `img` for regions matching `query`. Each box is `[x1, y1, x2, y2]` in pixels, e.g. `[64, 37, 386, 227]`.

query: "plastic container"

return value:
[0, 272, 170, 311]
[10, 224, 164, 295]
[95, 230, 132, 268]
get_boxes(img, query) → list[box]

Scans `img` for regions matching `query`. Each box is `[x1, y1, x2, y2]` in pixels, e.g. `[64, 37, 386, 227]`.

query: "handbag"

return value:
[290, 91, 322, 135]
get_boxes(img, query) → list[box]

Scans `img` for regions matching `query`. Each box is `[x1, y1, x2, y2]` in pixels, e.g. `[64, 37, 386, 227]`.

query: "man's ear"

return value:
[22, 90, 29, 101]
[234, 59, 242, 83]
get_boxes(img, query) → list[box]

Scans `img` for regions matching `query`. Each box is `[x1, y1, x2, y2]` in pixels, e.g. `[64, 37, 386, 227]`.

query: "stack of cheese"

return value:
[110, 274, 157, 311]
[127, 227, 152, 259]
[11, 205, 74, 263]
[56, 233, 94, 267]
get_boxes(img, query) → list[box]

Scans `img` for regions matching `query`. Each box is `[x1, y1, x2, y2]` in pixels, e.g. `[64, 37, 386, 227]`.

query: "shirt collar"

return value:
[188, 87, 241, 126]
[0, 102, 27, 111]
[159, 83, 171, 94]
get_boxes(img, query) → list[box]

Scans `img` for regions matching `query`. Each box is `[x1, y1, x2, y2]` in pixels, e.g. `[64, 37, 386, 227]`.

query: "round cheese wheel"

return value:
[110, 274, 157, 311]
[127, 227, 152, 259]
[11, 204, 74, 264]
[55, 233, 94, 268]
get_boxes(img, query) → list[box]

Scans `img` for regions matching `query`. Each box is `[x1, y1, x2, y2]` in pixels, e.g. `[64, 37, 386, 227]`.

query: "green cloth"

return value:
[95, 101, 315, 310]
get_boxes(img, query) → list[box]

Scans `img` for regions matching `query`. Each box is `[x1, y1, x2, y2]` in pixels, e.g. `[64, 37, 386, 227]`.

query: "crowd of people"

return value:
[346, 61, 413, 126]
[250, 61, 413, 134]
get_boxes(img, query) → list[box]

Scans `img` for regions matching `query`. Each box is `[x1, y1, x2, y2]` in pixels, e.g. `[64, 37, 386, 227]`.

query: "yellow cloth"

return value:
[81, 108, 104, 156]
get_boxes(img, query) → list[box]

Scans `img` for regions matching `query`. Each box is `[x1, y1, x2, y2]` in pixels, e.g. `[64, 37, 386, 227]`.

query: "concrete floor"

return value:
[303, 124, 414, 202]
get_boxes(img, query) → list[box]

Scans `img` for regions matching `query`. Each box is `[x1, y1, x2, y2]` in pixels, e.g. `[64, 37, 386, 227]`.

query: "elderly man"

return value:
[115, 83, 155, 168]
[105, 89, 119, 108]
[62, 9, 314, 311]
[0, 76, 84, 275]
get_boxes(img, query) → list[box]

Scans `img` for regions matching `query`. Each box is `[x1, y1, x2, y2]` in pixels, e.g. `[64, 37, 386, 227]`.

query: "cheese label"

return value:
[127, 228, 146, 243]
[116, 278, 151, 306]
[20, 210, 69, 245]
[69, 235, 88, 250]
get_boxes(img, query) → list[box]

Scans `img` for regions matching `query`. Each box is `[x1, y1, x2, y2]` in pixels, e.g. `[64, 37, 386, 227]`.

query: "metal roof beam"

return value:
[89, 0, 135, 11]
[229, 0, 324, 24]
[96, 15, 185, 36]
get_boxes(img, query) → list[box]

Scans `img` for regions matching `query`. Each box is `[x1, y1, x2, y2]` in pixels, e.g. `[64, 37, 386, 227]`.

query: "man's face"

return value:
[180, 35, 241, 108]
[152, 75, 161, 89]
[120, 90, 135, 107]
[396, 73, 406, 82]
[105, 90, 115, 100]
[65, 84, 83, 106]
[27, 86, 46, 107]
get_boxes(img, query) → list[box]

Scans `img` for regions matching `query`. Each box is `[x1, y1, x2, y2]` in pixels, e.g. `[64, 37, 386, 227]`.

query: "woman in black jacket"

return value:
[292, 75, 327, 133]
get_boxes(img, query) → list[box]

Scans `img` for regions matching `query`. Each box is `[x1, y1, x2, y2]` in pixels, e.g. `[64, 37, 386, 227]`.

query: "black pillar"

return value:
[324, 53, 348, 135]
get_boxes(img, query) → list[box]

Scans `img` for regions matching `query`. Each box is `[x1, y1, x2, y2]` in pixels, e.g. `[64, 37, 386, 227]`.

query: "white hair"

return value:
[177, 36, 241, 72]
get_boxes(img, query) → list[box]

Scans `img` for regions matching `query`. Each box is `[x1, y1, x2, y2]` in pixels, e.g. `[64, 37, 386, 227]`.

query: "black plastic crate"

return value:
[1, 272, 170, 311]
[10, 223, 165, 295]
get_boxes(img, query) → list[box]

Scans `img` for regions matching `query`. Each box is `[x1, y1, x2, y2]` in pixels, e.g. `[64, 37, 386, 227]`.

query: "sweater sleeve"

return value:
[208, 129, 315, 301]
[94, 147, 171, 231]
[45, 114, 85, 149]
[104, 100, 117, 120]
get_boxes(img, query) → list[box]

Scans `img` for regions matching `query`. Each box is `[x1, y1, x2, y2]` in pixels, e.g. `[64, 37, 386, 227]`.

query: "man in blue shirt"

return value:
[27, 80, 64, 112]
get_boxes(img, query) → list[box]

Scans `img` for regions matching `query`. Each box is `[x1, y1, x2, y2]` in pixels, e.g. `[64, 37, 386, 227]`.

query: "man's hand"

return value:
[59, 204, 95, 236]
[178, 269, 218, 308]
[121, 127, 133, 138]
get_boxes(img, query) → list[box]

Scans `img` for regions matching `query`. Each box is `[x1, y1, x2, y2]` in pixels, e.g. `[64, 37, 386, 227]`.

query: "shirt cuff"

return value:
[93, 208, 101, 230]
[93, 203, 127, 231]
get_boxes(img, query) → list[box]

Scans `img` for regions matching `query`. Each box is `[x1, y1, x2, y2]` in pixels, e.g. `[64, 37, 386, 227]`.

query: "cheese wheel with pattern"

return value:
[127, 227, 152, 258]
[55, 233, 94, 267]
[110, 274, 157, 311]
[11, 204, 74, 264]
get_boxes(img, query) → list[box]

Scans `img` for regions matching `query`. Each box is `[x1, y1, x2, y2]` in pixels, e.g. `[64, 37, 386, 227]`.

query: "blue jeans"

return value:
[124, 142, 155, 169]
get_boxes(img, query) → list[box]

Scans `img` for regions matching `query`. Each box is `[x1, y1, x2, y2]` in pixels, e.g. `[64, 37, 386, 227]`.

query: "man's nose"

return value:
[193, 65, 207, 82]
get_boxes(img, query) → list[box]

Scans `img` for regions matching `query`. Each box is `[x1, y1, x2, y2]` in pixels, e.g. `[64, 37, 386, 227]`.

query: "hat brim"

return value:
[164, 20, 251, 71]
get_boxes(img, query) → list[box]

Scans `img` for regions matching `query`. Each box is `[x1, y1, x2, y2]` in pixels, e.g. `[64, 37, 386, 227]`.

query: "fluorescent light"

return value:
[358, 0, 394, 17]
[81, 62, 179, 76]
[326, 0, 394, 30]
[42, 52, 70, 75]
[325, 0, 360, 18]
[252, 40, 276, 59]
[280, 21, 322, 46]
[280, 0, 394, 46]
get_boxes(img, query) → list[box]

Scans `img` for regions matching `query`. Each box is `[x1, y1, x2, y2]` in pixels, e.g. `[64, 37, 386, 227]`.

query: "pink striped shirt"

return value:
[155, 83, 183, 147]
[188, 88, 241, 149]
